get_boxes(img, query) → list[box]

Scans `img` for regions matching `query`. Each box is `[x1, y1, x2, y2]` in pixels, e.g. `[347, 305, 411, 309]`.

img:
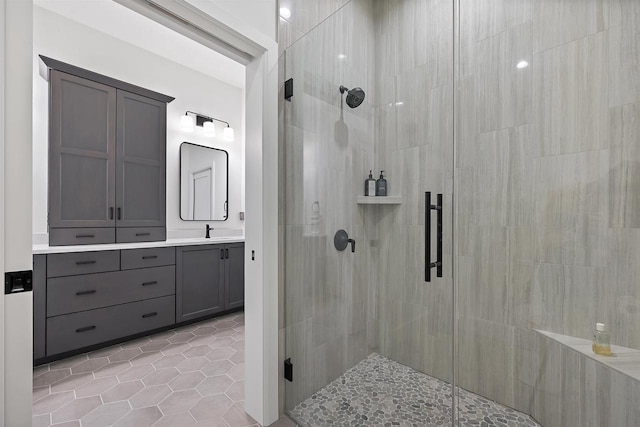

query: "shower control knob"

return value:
[334, 229, 355, 253]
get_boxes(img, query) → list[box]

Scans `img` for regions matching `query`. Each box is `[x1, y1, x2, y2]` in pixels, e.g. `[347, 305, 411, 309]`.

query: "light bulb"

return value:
[223, 126, 235, 142]
[203, 121, 216, 137]
[180, 114, 194, 132]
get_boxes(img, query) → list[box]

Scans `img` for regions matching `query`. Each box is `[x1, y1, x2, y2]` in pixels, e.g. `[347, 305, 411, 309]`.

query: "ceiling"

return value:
[34, 0, 246, 89]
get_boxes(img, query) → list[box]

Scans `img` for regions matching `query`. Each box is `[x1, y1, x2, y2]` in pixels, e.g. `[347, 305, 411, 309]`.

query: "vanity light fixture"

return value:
[181, 111, 235, 141]
[180, 114, 194, 132]
[203, 121, 216, 137]
[223, 126, 235, 142]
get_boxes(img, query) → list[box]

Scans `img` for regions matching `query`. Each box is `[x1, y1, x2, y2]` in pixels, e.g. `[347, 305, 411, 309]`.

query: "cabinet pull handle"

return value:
[110, 207, 114, 220]
[142, 255, 157, 259]
[75, 290, 96, 296]
[141, 281, 158, 286]
[220, 249, 225, 260]
[75, 260, 96, 265]
[142, 312, 158, 318]
[117, 207, 122, 220]
[225, 248, 229, 259]
[76, 325, 96, 333]
[75, 234, 95, 239]
[137, 233, 151, 237]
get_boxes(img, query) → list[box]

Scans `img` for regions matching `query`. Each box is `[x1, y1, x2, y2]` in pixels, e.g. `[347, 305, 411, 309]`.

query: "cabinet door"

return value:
[115, 90, 166, 229]
[49, 71, 116, 229]
[224, 243, 245, 310]
[176, 245, 225, 322]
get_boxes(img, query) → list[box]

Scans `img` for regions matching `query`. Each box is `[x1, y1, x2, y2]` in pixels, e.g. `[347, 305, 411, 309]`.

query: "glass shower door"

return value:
[282, 0, 456, 425]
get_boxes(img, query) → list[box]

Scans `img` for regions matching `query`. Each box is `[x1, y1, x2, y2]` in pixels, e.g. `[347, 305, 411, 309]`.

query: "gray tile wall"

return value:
[456, 0, 640, 421]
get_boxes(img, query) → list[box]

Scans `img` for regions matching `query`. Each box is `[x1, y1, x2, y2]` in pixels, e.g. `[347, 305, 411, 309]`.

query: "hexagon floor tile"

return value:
[32, 312, 290, 427]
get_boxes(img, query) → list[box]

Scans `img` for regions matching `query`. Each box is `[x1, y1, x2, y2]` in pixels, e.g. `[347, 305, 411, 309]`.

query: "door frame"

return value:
[0, 0, 6, 422]
[2, 0, 34, 426]
[114, 0, 279, 424]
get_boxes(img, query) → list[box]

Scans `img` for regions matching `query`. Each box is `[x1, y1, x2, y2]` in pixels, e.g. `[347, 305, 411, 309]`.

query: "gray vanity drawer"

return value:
[49, 228, 116, 246]
[116, 227, 166, 243]
[46, 295, 175, 356]
[121, 247, 175, 270]
[47, 251, 120, 278]
[47, 266, 175, 317]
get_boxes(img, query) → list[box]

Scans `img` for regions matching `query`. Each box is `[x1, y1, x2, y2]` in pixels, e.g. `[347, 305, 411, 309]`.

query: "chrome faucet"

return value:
[205, 224, 213, 239]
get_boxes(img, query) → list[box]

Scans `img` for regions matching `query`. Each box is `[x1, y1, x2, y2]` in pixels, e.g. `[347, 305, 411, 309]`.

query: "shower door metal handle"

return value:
[425, 192, 443, 282]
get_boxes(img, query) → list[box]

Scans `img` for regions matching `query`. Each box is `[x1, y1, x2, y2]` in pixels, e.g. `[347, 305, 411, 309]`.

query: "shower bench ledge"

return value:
[536, 329, 640, 382]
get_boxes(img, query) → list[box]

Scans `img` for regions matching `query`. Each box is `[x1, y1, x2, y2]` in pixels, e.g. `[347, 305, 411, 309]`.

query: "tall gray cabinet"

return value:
[42, 56, 173, 246]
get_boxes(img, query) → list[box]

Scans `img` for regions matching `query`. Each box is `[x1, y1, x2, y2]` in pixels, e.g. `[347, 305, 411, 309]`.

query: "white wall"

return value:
[187, 0, 277, 42]
[32, 6, 245, 242]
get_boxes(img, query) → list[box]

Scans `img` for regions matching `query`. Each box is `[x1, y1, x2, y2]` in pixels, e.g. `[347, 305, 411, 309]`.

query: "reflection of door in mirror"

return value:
[191, 168, 215, 220]
[180, 142, 228, 221]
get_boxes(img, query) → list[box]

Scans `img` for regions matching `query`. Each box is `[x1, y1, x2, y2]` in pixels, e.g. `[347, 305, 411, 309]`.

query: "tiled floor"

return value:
[32, 312, 261, 427]
[289, 353, 540, 427]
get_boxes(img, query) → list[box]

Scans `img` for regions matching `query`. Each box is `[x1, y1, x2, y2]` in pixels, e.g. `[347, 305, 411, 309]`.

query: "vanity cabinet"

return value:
[33, 242, 244, 362]
[43, 57, 173, 246]
[224, 243, 245, 310]
[33, 247, 176, 360]
[176, 243, 245, 322]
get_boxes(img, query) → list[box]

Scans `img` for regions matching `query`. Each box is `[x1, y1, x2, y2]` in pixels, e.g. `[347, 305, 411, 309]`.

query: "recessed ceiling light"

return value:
[516, 60, 529, 69]
[338, 53, 346, 60]
[395, 101, 404, 106]
[279, 8, 291, 19]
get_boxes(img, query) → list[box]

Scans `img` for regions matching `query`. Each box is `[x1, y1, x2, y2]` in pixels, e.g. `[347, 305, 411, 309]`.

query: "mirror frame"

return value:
[179, 141, 229, 221]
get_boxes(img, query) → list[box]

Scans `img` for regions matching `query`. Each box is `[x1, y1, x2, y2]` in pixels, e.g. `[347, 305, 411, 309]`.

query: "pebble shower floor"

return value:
[289, 353, 541, 427]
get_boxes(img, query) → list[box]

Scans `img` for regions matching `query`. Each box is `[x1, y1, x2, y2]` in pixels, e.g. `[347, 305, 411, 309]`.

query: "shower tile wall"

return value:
[457, 0, 640, 422]
[371, 0, 454, 383]
[279, 0, 378, 410]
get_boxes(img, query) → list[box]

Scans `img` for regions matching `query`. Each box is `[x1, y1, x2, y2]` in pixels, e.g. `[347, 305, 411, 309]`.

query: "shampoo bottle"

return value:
[376, 170, 388, 196]
[365, 170, 376, 196]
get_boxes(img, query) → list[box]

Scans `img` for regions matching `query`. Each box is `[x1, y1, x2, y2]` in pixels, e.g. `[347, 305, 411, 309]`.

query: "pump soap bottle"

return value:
[365, 170, 376, 197]
[376, 171, 388, 196]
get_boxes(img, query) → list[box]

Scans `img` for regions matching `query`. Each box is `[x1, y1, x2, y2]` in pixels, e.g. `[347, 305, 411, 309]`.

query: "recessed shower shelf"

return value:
[356, 196, 403, 205]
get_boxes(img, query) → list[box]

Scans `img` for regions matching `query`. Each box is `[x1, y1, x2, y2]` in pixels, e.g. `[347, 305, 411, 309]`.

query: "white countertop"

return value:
[33, 236, 245, 255]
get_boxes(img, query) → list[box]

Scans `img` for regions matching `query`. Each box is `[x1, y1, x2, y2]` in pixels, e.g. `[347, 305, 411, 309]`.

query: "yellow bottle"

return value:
[592, 322, 612, 356]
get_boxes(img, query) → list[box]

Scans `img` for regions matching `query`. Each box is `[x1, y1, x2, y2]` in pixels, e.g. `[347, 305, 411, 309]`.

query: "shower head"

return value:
[339, 85, 366, 108]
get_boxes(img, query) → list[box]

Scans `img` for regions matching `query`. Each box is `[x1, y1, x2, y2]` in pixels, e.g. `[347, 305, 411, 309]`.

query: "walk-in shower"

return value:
[281, 0, 640, 426]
